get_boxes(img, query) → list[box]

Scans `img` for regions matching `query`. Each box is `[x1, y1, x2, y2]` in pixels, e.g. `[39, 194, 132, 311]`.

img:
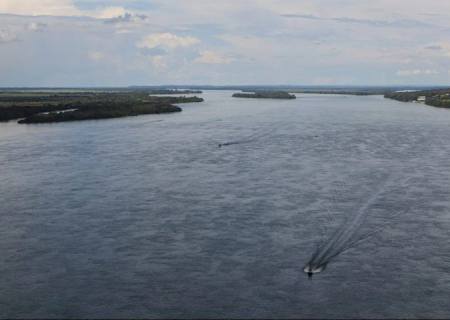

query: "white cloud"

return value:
[88, 51, 105, 61]
[0, 0, 131, 20]
[436, 43, 450, 58]
[0, 0, 80, 16]
[150, 55, 167, 69]
[0, 29, 17, 43]
[194, 50, 233, 64]
[115, 28, 132, 35]
[28, 22, 47, 32]
[94, 6, 127, 19]
[396, 69, 439, 76]
[137, 33, 200, 50]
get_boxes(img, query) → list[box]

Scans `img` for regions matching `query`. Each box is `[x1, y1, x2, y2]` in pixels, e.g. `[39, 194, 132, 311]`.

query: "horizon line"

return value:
[1, 84, 449, 89]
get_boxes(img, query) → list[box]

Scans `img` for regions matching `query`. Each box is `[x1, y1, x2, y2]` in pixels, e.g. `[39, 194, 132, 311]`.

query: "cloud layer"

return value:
[1, 0, 450, 86]
[137, 33, 200, 50]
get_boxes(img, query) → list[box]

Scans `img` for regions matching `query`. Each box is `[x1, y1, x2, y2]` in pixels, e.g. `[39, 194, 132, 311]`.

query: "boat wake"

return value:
[218, 127, 276, 148]
[304, 176, 412, 277]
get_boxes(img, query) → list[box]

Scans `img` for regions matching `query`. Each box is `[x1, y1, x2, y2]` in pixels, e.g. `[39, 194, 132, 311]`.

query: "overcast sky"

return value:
[1, 0, 450, 86]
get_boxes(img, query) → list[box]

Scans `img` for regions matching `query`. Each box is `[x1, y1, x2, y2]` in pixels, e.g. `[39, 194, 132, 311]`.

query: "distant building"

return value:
[417, 96, 426, 103]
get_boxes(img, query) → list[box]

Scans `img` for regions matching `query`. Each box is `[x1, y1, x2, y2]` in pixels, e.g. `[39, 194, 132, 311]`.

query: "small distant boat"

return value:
[304, 263, 327, 279]
[304, 264, 327, 274]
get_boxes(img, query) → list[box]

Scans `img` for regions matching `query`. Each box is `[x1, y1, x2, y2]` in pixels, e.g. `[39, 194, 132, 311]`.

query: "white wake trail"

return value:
[305, 175, 402, 273]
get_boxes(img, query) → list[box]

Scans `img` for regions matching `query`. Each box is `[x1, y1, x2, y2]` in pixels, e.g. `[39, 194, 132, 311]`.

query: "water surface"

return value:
[1, 91, 449, 318]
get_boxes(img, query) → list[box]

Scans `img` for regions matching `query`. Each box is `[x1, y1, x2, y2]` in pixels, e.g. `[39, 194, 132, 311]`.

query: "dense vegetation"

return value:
[18, 103, 182, 124]
[0, 91, 203, 123]
[232, 91, 296, 99]
[0, 104, 78, 122]
[384, 88, 450, 108]
[426, 95, 450, 108]
[287, 89, 390, 95]
[384, 91, 424, 102]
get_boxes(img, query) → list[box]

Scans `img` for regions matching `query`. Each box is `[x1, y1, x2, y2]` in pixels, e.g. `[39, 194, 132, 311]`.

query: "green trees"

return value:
[18, 103, 183, 124]
[0, 91, 204, 124]
[232, 91, 296, 99]
[384, 89, 450, 108]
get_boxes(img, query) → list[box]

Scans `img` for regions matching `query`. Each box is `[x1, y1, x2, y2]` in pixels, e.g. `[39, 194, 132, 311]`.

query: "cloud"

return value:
[137, 33, 200, 50]
[150, 55, 167, 69]
[2, 0, 450, 86]
[0, 0, 80, 16]
[28, 22, 47, 32]
[94, 6, 127, 19]
[396, 69, 439, 76]
[0, 0, 136, 20]
[104, 12, 148, 24]
[194, 50, 233, 64]
[281, 13, 435, 29]
[139, 47, 167, 56]
[421, 42, 450, 57]
[88, 51, 105, 61]
[424, 45, 443, 50]
[0, 29, 18, 43]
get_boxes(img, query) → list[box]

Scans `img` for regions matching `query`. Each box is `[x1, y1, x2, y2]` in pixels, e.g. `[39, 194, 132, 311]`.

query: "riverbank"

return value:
[384, 88, 450, 108]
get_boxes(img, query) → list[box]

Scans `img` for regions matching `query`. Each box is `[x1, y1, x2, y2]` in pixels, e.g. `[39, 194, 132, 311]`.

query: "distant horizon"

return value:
[1, 84, 449, 89]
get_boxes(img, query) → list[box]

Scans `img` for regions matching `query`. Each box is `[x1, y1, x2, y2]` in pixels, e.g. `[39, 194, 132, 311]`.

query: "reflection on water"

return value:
[1, 91, 450, 318]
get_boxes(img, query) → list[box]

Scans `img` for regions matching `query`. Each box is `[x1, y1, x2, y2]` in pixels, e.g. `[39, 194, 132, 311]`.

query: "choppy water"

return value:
[1, 91, 449, 319]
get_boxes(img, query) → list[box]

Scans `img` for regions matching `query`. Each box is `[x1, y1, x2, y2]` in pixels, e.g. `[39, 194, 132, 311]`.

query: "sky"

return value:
[1, 0, 450, 87]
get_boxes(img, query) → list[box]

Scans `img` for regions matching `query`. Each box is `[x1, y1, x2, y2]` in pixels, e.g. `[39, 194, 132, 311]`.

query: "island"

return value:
[0, 90, 203, 124]
[232, 91, 296, 99]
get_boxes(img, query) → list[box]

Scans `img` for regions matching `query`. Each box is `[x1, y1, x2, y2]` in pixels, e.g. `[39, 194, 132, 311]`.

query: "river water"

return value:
[1, 91, 449, 318]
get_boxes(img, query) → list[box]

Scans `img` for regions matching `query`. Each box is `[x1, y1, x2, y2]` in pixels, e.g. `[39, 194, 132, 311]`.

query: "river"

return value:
[1, 91, 449, 318]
